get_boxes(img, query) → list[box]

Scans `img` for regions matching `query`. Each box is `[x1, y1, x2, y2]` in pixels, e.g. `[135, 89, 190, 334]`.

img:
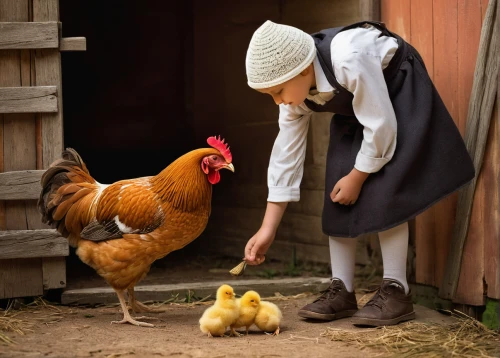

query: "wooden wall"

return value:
[381, 0, 499, 304]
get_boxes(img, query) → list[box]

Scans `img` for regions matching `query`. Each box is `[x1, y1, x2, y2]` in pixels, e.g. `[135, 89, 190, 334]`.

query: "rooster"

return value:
[38, 136, 234, 327]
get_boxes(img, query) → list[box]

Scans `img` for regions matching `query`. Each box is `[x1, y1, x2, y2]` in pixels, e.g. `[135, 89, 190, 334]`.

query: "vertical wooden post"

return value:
[32, 0, 66, 290]
[0, 0, 44, 298]
[360, 0, 380, 21]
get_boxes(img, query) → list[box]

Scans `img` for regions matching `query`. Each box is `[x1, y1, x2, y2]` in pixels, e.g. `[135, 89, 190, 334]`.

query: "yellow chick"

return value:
[230, 290, 261, 336]
[199, 284, 239, 337]
[254, 300, 282, 336]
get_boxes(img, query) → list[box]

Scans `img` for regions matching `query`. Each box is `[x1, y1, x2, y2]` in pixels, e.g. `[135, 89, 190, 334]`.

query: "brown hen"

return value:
[38, 136, 234, 327]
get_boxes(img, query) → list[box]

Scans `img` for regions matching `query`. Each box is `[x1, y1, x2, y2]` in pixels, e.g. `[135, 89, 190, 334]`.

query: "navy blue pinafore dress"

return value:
[303, 21, 475, 238]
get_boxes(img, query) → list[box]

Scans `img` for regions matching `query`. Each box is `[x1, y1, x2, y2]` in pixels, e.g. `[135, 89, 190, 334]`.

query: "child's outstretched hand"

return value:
[244, 227, 275, 266]
[331, 168, 370, 205]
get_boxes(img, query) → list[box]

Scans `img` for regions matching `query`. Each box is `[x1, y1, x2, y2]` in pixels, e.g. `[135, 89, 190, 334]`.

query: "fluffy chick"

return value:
[199, 284, 239, 337]
[254, 300, 282, 336]
[230, 290, 261, 336]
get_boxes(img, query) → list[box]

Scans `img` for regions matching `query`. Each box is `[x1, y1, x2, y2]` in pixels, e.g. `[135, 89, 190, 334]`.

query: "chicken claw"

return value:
[111, 317, 154, 327]
[230, 328, 243, 337]
[207, 332, 228, 338]
[128, 288, 167, 313]
[264, 327, 280, 336]
[113, 289, 155, 327]
[129, 299, 165, 313]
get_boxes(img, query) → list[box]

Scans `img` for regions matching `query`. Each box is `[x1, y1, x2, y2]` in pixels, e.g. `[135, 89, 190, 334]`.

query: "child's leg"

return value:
[329, 236, 357, 292]
[297, 235, 358, 321]
[352, 222, 414, 327]
[378, 222, 409, 294]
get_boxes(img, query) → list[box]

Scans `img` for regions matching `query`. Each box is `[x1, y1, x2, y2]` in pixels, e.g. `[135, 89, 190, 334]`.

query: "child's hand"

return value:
[331, 168, 369, 205]
[244, 227, 275, 265]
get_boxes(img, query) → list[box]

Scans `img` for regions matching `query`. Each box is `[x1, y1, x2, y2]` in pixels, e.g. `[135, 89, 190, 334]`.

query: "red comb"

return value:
[207, 135, 232, 163]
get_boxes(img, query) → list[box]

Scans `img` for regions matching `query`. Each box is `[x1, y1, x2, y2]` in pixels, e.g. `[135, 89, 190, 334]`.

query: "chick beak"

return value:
[224, 163, 235, 172]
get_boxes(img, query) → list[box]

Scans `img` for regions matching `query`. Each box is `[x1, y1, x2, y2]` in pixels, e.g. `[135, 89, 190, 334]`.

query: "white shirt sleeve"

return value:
[332, 38, 398, 173]
[267, 103, 312, 202]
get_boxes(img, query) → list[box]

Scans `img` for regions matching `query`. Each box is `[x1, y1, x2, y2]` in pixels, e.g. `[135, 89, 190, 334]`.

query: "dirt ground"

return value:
[0, 292, 461, 358]
[0, 251, 466, 358]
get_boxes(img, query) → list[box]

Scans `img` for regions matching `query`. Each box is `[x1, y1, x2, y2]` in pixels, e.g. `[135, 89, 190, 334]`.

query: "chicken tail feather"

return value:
[38, 148, 98, 247]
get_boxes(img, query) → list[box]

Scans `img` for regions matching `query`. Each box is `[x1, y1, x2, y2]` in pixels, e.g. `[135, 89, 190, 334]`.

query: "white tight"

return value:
[329, 221, 409, 294]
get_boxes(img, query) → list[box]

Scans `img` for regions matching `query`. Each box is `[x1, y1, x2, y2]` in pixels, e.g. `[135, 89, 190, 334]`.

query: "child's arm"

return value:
[244, 202, 288, 265]
[244, 104, 312, 265]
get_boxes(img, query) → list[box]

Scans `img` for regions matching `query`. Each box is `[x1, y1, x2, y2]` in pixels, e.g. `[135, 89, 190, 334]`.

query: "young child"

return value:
[243, 20, 475, 327]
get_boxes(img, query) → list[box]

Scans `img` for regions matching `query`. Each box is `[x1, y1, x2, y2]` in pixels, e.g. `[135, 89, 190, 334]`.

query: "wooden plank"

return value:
[0, 0, 44, 300]
[415, 209, 436, 286]
[452, 0, 488, 306]
[0, 0, 43, 298]
[410, 0, 436, 287]
[410, 0, 434, 79]
[0, 229, 68, 259]
[482, 101, 499, 299]
[33, 0, 63, 169]
[454, 174, 485, 305]
[61, 277, 331, 306]
[380, 0, 411, 41]
[0, 86, 58, 113]
[478, 0, 497, 301]
[59, 37, 86, 51]
[26, 203, 48, 230]
[434, 0, 459, 125]
[0, 170, 44, 200]
[36, 113, 42, 168]
[42, 257, 66, 289]
[0, 258, 43, 298]
[432, 0, 461, 289]
[33, 0, 66, 294]
[0, 115, 4, 231]
[458, 0, 483, 136]
[0, 0, 29, 22]
[481, 0, 489, 21]
[0, 22, 58, 49]
[462, 101, 499, 301]
[359, 0, 380, 20]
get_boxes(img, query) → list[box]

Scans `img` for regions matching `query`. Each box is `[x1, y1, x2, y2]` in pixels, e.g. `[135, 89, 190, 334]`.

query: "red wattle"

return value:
[208, 170, 220, 184]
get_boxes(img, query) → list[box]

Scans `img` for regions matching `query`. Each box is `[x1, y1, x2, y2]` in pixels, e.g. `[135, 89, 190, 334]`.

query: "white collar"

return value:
[311, 55, 334, 93]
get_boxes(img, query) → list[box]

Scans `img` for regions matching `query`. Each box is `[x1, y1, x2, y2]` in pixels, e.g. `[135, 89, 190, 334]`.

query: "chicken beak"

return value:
[224, 163, 235, 172]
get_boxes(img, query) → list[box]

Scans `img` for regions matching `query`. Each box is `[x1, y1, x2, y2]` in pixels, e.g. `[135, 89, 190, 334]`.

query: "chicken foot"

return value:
[264, 327, 280, 336]
[229, 328, 243, 337]
[111, 289, 154, 327]
[127, 288, 167, 313]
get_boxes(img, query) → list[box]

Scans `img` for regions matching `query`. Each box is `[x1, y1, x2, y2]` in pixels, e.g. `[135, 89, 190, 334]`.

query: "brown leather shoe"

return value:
[352, 279, 415, 327]
[298, 279, 358, 321]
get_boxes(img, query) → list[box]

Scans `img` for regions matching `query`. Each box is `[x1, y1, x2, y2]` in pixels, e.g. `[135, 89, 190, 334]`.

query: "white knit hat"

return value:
[246, 20, 316, 89]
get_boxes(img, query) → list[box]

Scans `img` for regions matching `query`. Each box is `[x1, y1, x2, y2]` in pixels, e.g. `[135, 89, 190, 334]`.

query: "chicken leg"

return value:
[111, 289, 154, 327]
[264, 327, 280, 336]
[127, 288, 167, 313]
[230, 327, 242, 337]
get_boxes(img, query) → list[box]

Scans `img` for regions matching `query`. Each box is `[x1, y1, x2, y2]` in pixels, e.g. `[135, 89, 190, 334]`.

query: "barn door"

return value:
[0, 0, 85, 299]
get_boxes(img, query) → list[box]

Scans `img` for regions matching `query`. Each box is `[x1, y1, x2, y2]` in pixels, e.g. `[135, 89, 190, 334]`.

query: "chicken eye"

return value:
[250, 300, 254, 302]
[226, 292, 229, 294]
[212, 156, 218, 161]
